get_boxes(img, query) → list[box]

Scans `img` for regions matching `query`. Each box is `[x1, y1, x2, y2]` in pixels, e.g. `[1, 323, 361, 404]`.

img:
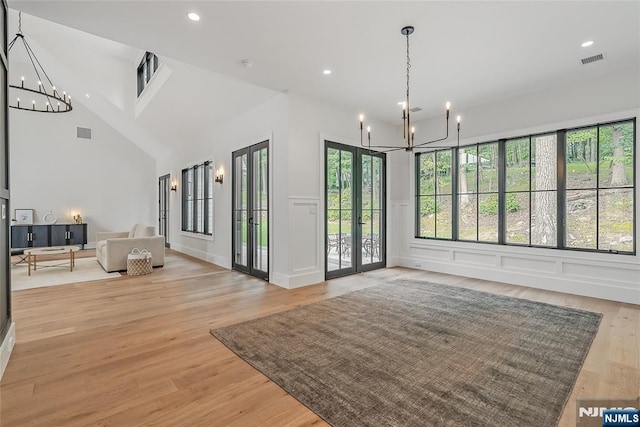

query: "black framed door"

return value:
[325, 141, 386, 279]
[0, 0, 10, 344]
[232, 140, 269, 280]
[158, 174, 170, 247]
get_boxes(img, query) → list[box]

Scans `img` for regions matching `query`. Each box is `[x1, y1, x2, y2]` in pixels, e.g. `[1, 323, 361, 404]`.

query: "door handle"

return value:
[248, 217, 253, 225]
[358, 216, 367, 225]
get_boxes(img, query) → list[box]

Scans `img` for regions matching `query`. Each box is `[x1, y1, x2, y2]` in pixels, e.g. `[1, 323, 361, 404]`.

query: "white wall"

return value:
[164, 90, 400, 289]
[397, 69, 640, 303]
[162, 93, 289, 279]
[10, 98, 157, 246]
[285, 92, 398, 287]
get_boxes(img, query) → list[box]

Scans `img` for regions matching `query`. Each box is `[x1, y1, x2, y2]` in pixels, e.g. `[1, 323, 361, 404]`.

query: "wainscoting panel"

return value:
[453, 251, 497, 266]
[501, 256, 556, 274]
[289, 197, 322, 277]
[563, 262, 639, 284]
[402, 240, 638, 303]
[411, 245, 450, 261]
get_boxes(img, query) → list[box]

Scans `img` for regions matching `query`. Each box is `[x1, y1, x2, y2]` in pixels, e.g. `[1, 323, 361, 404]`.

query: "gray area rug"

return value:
[210, 280, 602, 426]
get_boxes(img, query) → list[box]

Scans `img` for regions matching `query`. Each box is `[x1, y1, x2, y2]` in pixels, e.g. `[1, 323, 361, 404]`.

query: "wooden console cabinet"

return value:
[10, 224, 87, 249]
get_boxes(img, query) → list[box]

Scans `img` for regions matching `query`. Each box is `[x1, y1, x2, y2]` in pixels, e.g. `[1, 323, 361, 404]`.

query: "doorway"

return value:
[325, 141, 386, 279]
[158, 174, 170, 247]
[232, 141, 269, 280]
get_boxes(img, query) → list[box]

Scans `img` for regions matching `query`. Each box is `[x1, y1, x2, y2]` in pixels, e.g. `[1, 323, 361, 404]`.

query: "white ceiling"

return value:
[8, 1, 640, 125]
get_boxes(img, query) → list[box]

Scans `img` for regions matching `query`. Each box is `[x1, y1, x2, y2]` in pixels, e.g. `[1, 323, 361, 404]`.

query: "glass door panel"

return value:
[326, 142, 385, 279]
[158, 174, 170, 247]
[233, 141, 268, 280]
[359, 153, 385, 270]
[252, 146, 268, 275]
[326, 146, 354, 276]
[233, 153, 248, 270]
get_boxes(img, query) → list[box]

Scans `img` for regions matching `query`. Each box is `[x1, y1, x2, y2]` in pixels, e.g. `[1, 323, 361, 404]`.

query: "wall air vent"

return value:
[77, 127, 92, 139]
[581, 53, 604, 65]
[409, 107, 422, 113]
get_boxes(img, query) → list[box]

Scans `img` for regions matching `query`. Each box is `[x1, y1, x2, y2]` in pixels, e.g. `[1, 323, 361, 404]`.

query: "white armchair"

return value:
[96, 224, 165, 272]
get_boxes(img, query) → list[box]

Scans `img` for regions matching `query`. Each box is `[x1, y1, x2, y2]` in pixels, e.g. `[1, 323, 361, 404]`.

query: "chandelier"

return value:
[359, 26, 460, 152]
[8, 12, 72, 113]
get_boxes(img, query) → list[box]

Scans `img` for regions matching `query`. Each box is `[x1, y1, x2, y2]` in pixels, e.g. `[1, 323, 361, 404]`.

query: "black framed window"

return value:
[566, 121, 635, 252]
[181, 161, 213, 235]
[456, 142, 499, 243]
[415, 118, 636, 255]
[416, 149, 454, 239]
[137, 52, 159, 97]
[504, 133, 558, 247]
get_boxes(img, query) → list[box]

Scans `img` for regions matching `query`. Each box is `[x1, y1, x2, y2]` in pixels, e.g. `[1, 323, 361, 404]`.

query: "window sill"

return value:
[181, 231, 214, 242]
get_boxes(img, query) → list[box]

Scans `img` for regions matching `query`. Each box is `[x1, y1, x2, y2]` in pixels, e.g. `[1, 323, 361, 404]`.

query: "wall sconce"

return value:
[170, 181, 178, 192]
[215, 169, 224, 184]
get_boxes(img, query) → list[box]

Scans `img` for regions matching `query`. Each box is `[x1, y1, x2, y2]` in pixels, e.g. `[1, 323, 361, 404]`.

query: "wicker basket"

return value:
[127, 249, 152, 276]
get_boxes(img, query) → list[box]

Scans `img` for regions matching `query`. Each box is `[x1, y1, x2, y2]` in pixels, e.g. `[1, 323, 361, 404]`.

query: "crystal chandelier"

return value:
[8, 12, 72, 113]
[359, 26, 460, 152]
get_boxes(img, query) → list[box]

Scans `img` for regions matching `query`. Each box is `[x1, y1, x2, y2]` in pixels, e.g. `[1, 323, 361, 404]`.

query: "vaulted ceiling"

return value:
[8, 1, 640, 125]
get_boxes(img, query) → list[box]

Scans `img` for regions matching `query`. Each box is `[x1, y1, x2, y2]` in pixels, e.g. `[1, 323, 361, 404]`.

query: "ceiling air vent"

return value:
[409, 107, 422, 113]
[581, 53, 604, 65]
[77, 127, 92, 139]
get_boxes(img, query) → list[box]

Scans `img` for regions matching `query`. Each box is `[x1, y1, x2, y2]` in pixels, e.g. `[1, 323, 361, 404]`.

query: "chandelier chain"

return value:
[18, 11, 21, 34]
[406, 33, 410, 107]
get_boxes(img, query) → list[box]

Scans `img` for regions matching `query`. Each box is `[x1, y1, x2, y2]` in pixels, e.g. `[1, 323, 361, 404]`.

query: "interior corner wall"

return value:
[165, 93, 290, 281]
[399, 68, 640, 304]
[9, 100, 157, 246]
[284, 92, 398, 288]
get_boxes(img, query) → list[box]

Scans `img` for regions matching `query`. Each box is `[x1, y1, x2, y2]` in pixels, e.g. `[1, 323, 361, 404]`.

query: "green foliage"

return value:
[478, 193, 520, 215]
[419, 197, 439, 215]
[505, 193, 521, 212]
[566, 122, 634, 167]
[478, 194, 498, 215]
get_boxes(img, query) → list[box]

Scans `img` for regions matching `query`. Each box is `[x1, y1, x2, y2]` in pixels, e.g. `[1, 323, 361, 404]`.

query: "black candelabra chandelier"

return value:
[8, 12, 72, 113]
[359, 26, 460, 152]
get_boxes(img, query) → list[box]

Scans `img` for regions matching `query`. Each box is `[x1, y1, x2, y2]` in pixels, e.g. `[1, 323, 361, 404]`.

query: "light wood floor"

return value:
[1, 250, 638, 426]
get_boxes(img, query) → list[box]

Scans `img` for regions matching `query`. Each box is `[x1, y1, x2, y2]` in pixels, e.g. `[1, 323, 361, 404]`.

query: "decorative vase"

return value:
[43, 210, 57, 224]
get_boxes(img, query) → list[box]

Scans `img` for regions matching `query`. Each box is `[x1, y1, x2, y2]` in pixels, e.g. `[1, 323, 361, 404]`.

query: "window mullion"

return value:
[452, 148, 459, 241]
[557, 130, 566, 249]
[498, 139, 506, 245]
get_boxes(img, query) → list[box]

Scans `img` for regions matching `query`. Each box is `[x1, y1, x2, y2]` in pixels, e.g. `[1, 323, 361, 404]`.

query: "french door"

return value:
[158, 174, 170, 247]
[325, 141, 386, 279]
[232, 141, 269, 280]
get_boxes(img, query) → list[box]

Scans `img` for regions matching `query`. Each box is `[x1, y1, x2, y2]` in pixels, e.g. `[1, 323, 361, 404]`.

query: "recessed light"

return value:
[323, 69, 332, 75]
[581, 40, 594, 47]
[85, 94, 90, 98]
[187, 12, 200, 21]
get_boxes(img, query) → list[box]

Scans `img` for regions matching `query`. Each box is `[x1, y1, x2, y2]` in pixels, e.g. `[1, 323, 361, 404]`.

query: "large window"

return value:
[504, 134, 558, 247]
[137, 52, 159, 97]
[457, 142, 499, 242]
[182, 161, 213, 235]
[416, 149, 453, 239]
[415, 118, 636, 255]
[566, 122, 635, 252]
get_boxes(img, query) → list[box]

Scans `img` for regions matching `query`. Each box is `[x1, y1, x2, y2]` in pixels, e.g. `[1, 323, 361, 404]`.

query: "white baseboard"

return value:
[0, 322, 16, 381]
[271, 269, 323, 289]
[171, 244, 231, 270]
[397, 256, 639, 304]
[387, 256, 403, 268]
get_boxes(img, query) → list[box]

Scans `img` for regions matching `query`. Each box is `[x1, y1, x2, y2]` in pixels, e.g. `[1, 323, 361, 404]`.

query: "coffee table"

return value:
[23, 246, 80, 276]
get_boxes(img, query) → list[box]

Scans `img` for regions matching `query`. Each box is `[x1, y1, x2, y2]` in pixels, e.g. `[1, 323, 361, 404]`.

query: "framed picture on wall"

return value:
[15, 209, 33, 225]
